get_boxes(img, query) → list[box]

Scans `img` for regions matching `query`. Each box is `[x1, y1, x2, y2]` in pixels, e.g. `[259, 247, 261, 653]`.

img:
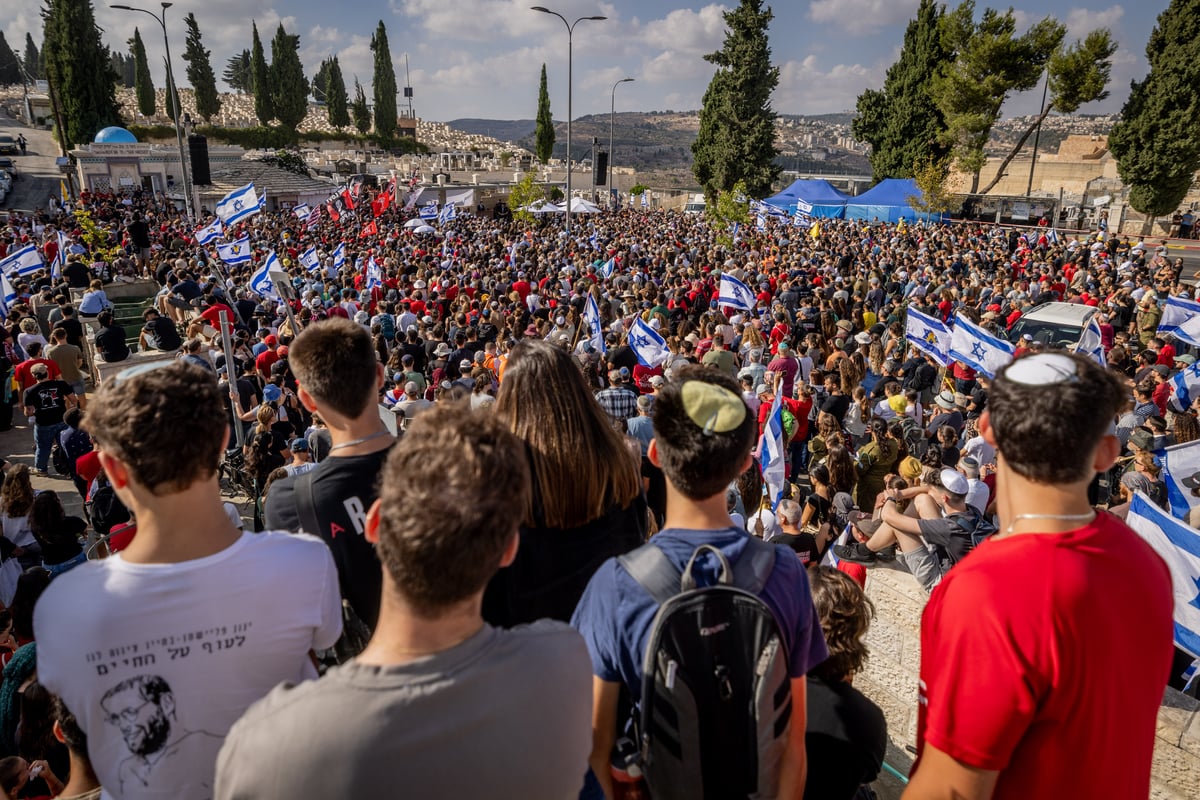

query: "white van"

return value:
[683, 194, 706, 215]
[1006, 302, 1099, 349]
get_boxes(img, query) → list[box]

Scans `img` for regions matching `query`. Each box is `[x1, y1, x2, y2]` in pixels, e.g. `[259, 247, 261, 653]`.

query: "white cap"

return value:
[939, 469, 970, 496]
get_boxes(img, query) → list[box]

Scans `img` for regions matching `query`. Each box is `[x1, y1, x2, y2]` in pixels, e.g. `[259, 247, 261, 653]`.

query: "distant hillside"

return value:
[445, 118, 537, 143]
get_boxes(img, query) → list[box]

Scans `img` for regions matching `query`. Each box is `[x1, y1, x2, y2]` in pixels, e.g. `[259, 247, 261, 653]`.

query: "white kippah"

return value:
[1002, 353, 1078, 386]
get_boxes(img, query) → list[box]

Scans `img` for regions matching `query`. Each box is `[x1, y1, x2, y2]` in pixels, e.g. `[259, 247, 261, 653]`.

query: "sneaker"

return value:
[833, 541, 877, 565]
[875, 544, 898, 563]
[34, 469, 49, 477]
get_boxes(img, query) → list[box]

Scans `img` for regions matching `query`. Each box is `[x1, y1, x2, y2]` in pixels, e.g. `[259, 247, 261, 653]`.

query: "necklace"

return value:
[1004, 510, 1096, 536]
[329, 429, 392, 453]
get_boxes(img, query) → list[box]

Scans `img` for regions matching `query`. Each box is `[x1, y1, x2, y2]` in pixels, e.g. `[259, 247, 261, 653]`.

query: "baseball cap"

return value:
[290, 438, 309, 452]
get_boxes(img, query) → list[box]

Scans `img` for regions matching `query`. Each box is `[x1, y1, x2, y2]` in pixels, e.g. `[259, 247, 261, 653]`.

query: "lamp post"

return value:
[609, 77, 633, 208]
[111, 2, 193, 222]
[531, 6, 606, 233]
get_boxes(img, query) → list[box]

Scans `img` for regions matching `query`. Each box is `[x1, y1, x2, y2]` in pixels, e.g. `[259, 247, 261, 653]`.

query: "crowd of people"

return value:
[0, 177, 1186, 799]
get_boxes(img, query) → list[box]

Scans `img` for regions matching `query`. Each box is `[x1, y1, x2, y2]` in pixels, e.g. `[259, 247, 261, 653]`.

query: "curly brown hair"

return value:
[808, 566, 874, 682]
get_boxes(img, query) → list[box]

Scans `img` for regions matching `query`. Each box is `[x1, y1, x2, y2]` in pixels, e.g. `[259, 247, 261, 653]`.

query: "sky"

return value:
[3, 0, 1166, 123]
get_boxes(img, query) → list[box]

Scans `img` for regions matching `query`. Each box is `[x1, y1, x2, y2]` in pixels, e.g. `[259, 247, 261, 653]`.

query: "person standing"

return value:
[21, 364, 75, 476]
[903, 352, 1174, 799]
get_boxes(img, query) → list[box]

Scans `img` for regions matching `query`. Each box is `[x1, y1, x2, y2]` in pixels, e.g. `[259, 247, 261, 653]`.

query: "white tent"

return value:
[520, 200, 562, 214]
[402, 218, 426, 229]
[413, 225, 436, 234]
[568, 197, 602, 214]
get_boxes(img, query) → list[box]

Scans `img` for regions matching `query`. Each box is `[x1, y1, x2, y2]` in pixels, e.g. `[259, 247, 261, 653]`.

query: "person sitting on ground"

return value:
[215, 403, 593, 798]
[93, 310, 130, 364]
[139, 307, 183, 353]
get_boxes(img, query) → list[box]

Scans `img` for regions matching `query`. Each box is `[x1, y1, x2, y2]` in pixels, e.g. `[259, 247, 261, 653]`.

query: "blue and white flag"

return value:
[1171, 361, 1200, 413]
[1075, 316, 1106, 366]
[731, 222, 741, 243]
[1158, 296, 1200, 348]
[216, 237, 252, 265]
[0, 271, 16, 320]
[331, 242, 346, 269]
[1125, 492, 1200, 657]
[1183, 658, 1200, 692]
[718, 274, 757, 312]
[438, 203, 457, 224]
[1047, 228, 1060, 245]
[641, 192, 649, 208]
[756, 213, 767, 231]
[364, 257, 382, 290]
[584, 294, 605, 355]
[820, 524, 853, 568]
[949, 313, 1015, 379]
[249, 253, 280, 299]
[52, 230, 68, 280]
[195, 218, 223, 245]
[757, 387, 786, 510]
[628, 316, 669, 368]
[419, 202, 439, 220]
[299, 246, 320, 273]
[905, 307, 952, 367]
[292, 203, 311, 220]
[215, 182, 263, 225]
[0, 244, 44, 278]
[1160, 439, 1200, 521]
[600, 256, 617, 279]
[793, 208, 812, 227]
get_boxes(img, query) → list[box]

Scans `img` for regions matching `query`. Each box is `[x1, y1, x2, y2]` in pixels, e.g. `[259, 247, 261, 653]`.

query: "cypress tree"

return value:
[534, 63, 554, 164]
[691, 0, 780, 200]
[42, 0, 121, 146]
[311, 59, 332, 102]
[0, 33, 21, 85]
[326, 56, 350, 130]
[1109, 0, 1200, 224]
[250, 22, 273, 125]
[351, 77, 371, 134]
[222, 50, 251, 94]
[163, 57, 182, 123]
[129, 28, 155, 117]
[182, 13, 221, 122]
[270, 23, 307, 130]
[370, 21, 397, 140]
[23, 34, 40, 80]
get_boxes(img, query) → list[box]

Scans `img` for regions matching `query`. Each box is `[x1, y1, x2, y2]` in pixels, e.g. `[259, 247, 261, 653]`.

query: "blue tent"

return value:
[844, 178, 948, 223]
[762, 179, 851, 219]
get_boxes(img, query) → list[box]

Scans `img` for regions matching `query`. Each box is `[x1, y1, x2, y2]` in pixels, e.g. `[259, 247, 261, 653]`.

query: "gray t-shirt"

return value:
[215, 621, 592, 799]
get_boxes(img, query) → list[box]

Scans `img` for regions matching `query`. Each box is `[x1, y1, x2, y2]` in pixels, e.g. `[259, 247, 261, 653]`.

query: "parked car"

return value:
[0, 135, 17, 155]
[1007, 302, 1099, 349]
[0, 157, 16, 179]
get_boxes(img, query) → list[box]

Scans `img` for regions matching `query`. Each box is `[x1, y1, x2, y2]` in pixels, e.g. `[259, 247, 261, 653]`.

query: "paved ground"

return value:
[0, 110, 64, 214]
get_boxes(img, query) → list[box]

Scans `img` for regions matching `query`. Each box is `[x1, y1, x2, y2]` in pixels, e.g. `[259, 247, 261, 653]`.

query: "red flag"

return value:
[360, 220, 377, 238]
[326, 202, 340, 223]
[341, 187, 356, 210]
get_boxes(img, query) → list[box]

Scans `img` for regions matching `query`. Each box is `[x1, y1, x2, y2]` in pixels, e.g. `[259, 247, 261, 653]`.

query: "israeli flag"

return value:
[718, 274, 757, 312]
[948, 313, 1015, 379]
[215, 182, 263, 225]
[793, 208, 812, 227]
[195, 218, 224, 245]
[757, 388, 786, 510]
[1158, 296, 1200, 348]
[584, 294, 605, 354]
[249, 253, 280, 299]
[216, 237, 252, 265]
[365, 257, 382, 290]
[588, 232, 599, 250]
[731, 222, 741, 243]
[1125, 492, 1200, 656]
[53, 230, 68, 280]
[1075, 316, 1106, 366]
[292, 203, 311, 220]
[600, 256, 616, 279]
[905, 307, 952, 367]
[628, 316, 669, 368]
[419, 202, 439, 220]
[331, 242, 346, 269]
[1171, 362, 1200, 413]
[438, 203, 457, 224]
[758, 201, 788, 219]
[299, 246, 320, 273]
[820, 524, 853, 568]
[756, 213, 767, 231]
[0, 244, 45, 278]
[641, 192, 649, 208]
[1047, 228, 1060, 245]
[0, 271, 16, 320]
[1160, 439, 1200, 521]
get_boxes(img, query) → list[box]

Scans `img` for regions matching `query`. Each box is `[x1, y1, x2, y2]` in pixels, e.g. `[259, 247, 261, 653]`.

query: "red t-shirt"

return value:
[913, 512, 1173, 799]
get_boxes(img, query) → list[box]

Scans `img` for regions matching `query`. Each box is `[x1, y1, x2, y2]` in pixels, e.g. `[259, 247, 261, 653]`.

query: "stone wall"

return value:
[855, 563, 1200, 799]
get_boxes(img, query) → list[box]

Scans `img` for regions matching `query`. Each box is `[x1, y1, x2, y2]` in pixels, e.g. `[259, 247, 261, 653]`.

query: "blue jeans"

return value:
[34, 422, 66, 472]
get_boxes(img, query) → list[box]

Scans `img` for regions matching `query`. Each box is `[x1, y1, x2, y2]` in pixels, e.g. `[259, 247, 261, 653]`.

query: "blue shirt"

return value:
[571, 527, 828, 697]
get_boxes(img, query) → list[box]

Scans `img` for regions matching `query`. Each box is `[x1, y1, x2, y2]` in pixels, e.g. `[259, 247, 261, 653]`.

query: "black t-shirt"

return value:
[23, 380, 74, 425]
[127, 219, 151, 248]
[820, 392, 852, 424]
[95, 324, 130, 363]
[143, 317, 182, 351]
[39, 516, 86, 565]
[54, 317, 85, 348]
[607, 344, 638, 372]
[264, 448, 392, 629]
[63, 261, 92, 289]
[803, 675, 887, 800]
[768, 531, 821, 567]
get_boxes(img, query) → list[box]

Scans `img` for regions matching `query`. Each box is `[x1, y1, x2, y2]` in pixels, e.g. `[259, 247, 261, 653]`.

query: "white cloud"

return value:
[777, 55, 884, 114]
[640, 5, 727, 54]
[808, 0, 919, 36]
[1065, 5, 1125, 36]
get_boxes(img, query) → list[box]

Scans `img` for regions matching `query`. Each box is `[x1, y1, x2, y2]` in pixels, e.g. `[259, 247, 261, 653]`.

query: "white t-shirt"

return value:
[35, 530, 342, 800]
[962, 435, 997, 466]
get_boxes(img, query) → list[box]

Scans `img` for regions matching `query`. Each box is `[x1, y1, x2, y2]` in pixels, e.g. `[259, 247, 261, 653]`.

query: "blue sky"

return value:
[4, 1, 1162, 122]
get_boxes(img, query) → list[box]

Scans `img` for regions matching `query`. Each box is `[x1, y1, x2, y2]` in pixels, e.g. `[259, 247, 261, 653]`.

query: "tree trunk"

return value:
[977, 105, 1052, 195]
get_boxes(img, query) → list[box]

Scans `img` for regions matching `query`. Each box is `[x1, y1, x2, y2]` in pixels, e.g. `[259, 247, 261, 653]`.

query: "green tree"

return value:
[325, 56, 349, 129]
[182, 13, 221, 122]
[42, 0, 121, 146]
[23, 33, 41, 80]
[163, 56, 182, 123]
[977, 29, 1116, 194]
[508, 170, 545, 226]
[709, 179, 751, 246]
[908, 156, 955, 214]
[129, 28, 155, 116]
[222, 49, 251, 93]
[932, 1, 1066, 192]
[370, 21, 397, 140]
[311, 58, 331, 102]
[270, 24, 307, 130]
[1109, 0, 1200, 226]
[250, 22, 273, 124]
[692, 0, 780, 200]
[534, 63, 554, 164]
[852, 0, 951, 181]
[351, 77, 371, 134]
[0, 33, 22, 85]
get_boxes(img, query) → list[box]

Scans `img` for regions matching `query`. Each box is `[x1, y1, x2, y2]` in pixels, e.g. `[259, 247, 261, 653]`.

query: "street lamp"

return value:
[531, 6, 606, 233]
[609, 77, 633, 207]
[111, 2, 194, 221]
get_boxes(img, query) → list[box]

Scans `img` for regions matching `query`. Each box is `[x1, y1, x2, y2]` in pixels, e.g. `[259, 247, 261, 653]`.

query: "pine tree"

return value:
[534, 63, 554, 164]
[325, 56, 350, 130]
[42, 0, 121, 146]
[311, 59, 332, 103]
[1109, 0, 1200, 224]
[851, 0, 952, 181]
[691, 0, 780, 200]
[23, 33, 40, 80]
[129, 28, 155, 117]
[351, 77, 371, 134]
[222, 50, 251, 94]
[250, 22, 273, 125]
[163, 56, 182, 123]
[269, 23, 307, 130]
[370, 21, 397, 140]
[182, 13, 220, 122]
[0, 33, 21, 85]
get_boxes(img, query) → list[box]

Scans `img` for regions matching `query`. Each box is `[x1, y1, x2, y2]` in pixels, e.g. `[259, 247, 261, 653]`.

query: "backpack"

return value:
[377, 313, 396, 342]
[618, 538, 791, 800]
[897, 415, 928, 459]
[50, 440, 71, 476]
[946, 506, 998, 550]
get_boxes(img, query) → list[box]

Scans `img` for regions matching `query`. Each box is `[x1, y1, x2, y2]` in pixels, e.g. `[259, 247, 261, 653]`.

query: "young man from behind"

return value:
[572, 366, 828, 799]
[216, 403, 592, 798]
[903, 353, 1174, 799]
[34, 362, 342, 800]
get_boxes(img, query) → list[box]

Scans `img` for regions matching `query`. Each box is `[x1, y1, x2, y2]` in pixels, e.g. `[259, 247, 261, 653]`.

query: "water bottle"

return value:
[610, 737, 648, 800]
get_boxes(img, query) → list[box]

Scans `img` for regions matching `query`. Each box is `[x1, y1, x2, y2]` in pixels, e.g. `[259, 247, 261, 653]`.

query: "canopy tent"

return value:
[568, 197, 602, 214]
[844, 178, 948, 223]
[762, 179, 852, 219]
[519, 200, 562, 214]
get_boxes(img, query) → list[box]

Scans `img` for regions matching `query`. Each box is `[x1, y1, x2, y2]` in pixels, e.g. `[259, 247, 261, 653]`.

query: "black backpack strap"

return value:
[618, 543, 681, 606]
[294, 469, 321, 536]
